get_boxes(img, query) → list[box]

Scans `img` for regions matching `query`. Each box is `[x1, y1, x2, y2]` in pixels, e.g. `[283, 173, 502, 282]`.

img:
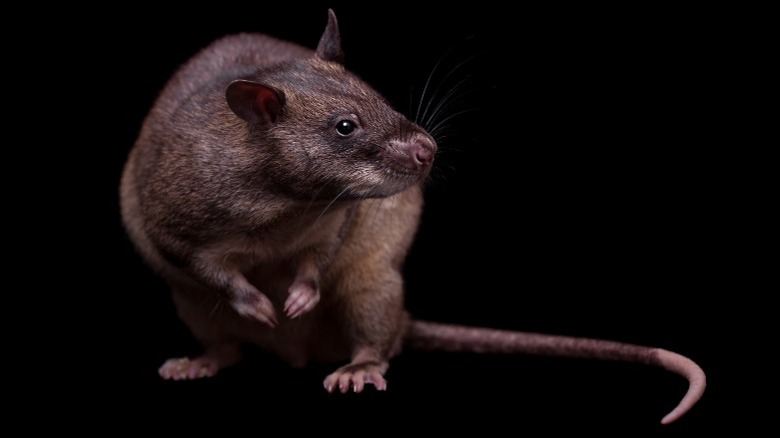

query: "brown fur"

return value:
[121, 9, 432, 388]
[120, 9, 704, 424]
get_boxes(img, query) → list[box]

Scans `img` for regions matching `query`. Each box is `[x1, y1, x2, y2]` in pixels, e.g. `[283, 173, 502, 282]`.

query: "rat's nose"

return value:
[388, 132, 436, 172]
[411, 133, 435, 168]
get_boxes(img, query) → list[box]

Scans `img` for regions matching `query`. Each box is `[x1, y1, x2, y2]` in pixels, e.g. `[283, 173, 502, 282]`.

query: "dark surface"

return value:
[41, 1, 752, 434]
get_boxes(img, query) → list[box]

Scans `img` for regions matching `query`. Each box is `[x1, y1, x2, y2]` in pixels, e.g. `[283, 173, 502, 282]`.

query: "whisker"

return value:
[423, 76, 471, 119]
[294, 183, 351, 244]
[314, 186, 351, 227]
[209, 297, 223, 319]
[367, 197, 385, 232]
[428, 108, 482, 140]
[302, 184, 328, 219]
[419, 53, 481, 128]
[423, 78, 481, 134]
[414, 35, 476, 125]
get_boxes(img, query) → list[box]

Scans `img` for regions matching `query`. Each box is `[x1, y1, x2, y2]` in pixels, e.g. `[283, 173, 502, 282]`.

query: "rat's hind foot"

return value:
[159, 357, 219, 380]
[323, 360, 388, 393]
[158, 343, 242, 380]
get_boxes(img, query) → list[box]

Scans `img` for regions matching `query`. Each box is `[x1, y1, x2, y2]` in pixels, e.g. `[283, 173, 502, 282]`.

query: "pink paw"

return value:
[284, 281, 320, 319]
[158, 357, 219, 380]
[231, 292, 277, 327]
[323, 362, 387, 393]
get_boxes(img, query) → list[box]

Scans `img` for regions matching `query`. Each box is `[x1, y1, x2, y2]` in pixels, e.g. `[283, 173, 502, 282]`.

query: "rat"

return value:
[119, 9, 705, 425]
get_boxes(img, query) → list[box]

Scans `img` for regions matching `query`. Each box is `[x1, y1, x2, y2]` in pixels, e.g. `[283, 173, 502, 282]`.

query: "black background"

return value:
[34, 1, 757, 434]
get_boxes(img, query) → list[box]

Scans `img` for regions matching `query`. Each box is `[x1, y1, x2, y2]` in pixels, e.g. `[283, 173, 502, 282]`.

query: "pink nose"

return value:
[411, 135, 435, 167]
[391, 133, 436, 170]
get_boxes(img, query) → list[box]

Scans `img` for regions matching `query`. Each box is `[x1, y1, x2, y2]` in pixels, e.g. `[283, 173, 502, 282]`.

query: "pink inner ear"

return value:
[253, 88, 281, 123]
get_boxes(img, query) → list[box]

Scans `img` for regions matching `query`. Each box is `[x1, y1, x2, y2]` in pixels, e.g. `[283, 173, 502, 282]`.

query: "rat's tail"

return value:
[404, 320, 705, 425]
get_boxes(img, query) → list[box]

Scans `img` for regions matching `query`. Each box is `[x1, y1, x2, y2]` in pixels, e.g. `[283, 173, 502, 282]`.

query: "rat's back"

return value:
[149, 33, 313, 119]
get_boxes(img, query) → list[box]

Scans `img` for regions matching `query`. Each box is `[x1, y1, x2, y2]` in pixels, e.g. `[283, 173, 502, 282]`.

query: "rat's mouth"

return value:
[365, 165, 429, 198]
[383, 164, 427, 179]
[339, 167, 423, 200]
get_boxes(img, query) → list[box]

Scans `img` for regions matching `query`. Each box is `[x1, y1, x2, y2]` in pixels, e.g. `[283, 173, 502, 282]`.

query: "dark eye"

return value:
[335, 120, 357, 137]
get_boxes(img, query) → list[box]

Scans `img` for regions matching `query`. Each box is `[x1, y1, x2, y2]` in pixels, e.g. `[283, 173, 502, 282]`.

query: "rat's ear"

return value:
[315, 9, 344, 64]
[226, 80, 285, 124]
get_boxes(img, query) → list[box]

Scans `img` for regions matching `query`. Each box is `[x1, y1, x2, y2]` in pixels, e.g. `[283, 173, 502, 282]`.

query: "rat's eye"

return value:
[335, 120, 357, 137]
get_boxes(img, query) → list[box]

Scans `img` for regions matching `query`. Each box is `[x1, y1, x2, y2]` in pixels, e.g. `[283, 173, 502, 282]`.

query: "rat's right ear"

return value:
[226, 80, 286, 124]
[315, 9, 344, 64]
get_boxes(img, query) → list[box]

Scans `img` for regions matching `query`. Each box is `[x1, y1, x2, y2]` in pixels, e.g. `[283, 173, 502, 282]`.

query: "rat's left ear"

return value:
[226, 80, 286, 124]
[315, 9, 345, 64]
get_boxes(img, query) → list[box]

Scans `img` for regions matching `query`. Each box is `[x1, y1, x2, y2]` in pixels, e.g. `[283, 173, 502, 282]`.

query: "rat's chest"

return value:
[201, 207, 350, 267]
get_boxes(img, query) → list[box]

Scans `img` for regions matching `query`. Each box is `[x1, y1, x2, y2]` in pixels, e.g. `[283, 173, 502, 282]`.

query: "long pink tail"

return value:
[405, 320, 706, 424]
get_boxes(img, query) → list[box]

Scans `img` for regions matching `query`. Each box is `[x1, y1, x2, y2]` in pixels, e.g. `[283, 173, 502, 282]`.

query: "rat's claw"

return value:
[323, 361, 388, 394]
[323, 375, 338, 393]
[339, 374, 352, 393]
[351, 370, 366, 392]
[365, 371, 387, 391]
[284, 282, 320, 319]
[232, 293, 277, 327]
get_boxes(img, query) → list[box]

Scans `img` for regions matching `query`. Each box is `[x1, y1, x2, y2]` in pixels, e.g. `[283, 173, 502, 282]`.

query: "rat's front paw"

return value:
[284, 281, 320, 319]
[232, 292, 277, 327]
[323, 361, 388, 393]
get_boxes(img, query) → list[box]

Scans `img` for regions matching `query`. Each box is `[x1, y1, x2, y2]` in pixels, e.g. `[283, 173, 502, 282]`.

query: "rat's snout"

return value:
[387, 132, 436, 173]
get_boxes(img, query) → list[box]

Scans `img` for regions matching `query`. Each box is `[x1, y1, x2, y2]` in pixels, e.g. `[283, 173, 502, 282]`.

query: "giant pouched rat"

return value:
[119, 9, 705, 424]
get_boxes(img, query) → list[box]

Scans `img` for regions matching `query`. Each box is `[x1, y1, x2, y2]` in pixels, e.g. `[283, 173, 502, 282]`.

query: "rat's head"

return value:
[226, 9, 437, 200]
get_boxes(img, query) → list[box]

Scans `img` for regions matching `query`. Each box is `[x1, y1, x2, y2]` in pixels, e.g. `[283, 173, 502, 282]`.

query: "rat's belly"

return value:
[244, 306, 351, 367]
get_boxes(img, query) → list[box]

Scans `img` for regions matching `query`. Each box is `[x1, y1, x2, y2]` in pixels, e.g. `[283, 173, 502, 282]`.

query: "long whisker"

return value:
[313, 186, 351, 227]
[209, 297, 223, 319]
[419, 53, 481, 128]
[302, 184, 328, 219]
[422, 76, 471, 127]
[423, 78, 482, 134]
[414, 35, 476, 125]
[293, 184, 352, 245]
[366, 197, 385, 233]
[428, 108, 482, 140]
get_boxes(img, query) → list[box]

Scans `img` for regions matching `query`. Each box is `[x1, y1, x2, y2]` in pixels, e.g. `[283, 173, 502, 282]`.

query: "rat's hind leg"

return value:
[159, 287, 244, 380]
[322, 269, 407, 393]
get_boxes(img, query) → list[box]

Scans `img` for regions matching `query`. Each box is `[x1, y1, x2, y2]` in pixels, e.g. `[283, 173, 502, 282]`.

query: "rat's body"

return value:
[120, 10, 704, 424]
